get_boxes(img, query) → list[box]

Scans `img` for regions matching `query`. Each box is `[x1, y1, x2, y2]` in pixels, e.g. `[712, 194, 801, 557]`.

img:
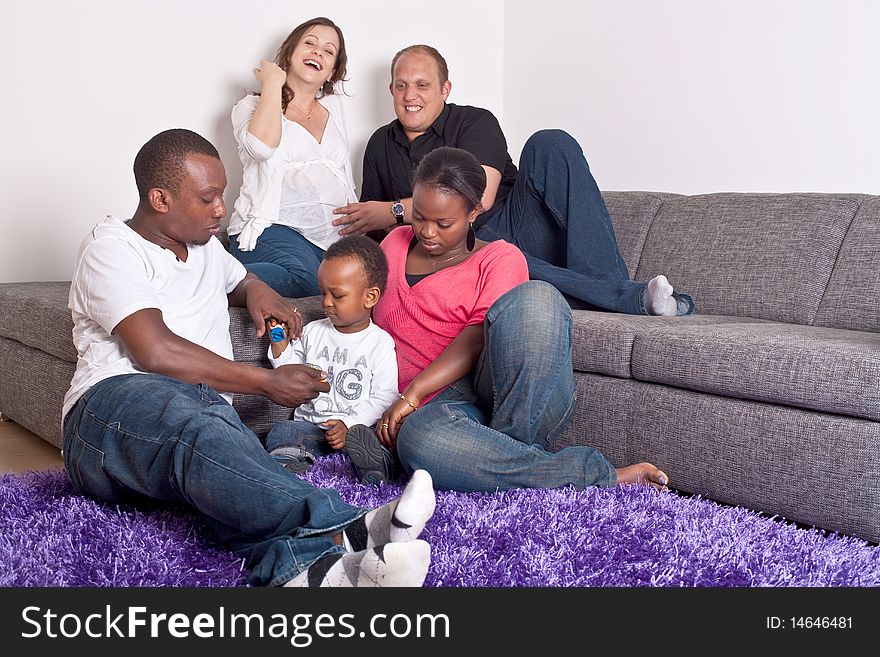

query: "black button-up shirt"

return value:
[360, 103, 518, 224]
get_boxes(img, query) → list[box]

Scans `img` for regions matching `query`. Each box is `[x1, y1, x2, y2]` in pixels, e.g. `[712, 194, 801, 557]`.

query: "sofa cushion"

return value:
[571, 312, 772, 378]
[602, 191, 681, 276]
[552, 373, 880, 543]
[0, 336, 71, 448]
[228, 295, 324, 438]
[630, 321, 880, 421]
[634, 193, 861, 324]
[0, 282, 76, 362]
[814, 196, 880, 333]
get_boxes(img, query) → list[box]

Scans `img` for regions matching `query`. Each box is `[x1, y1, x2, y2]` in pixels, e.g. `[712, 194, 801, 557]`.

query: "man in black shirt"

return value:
[332, 45, 693, 315]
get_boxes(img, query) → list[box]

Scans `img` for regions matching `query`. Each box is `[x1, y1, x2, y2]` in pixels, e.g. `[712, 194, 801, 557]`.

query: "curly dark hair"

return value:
[324, 235, 388, 292]
[133, 129, 219, 200]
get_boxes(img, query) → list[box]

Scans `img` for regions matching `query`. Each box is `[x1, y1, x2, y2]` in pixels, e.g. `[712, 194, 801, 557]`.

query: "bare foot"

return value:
[616, 462, 669, 490]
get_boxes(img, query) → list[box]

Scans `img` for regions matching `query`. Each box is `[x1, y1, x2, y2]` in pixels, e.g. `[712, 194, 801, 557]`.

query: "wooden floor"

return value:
[0, 417, 63, 473]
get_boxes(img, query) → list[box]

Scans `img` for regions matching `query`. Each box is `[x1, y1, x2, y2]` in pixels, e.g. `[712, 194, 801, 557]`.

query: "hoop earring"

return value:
[466, 223, 476, 251]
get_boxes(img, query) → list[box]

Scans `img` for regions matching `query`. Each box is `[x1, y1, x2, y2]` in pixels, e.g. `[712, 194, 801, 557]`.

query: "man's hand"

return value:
[322, 419, 348, 450]
[332, 201, 396, 236]
[270, 364, 330, 408]
[238, 276, 304, 339]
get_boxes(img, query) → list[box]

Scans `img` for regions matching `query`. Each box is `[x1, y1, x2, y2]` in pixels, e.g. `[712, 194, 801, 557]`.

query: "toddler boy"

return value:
[265, 236, 399, 484]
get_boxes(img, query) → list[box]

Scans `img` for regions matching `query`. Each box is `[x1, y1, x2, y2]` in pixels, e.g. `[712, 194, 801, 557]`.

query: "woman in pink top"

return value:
[347, 147, 669, 493]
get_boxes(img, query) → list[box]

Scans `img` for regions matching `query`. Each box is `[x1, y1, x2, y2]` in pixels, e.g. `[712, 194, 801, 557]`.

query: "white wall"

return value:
[6, 1, 879, 284]
[0, 0, 504, 283]
[503, 0, 880, 195]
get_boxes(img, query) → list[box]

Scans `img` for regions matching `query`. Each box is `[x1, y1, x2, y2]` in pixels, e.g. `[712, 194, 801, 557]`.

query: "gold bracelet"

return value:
[399, 393, 420, 410]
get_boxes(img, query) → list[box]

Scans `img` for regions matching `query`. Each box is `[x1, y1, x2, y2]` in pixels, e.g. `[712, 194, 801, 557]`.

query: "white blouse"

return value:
[228, 93, 357, 251]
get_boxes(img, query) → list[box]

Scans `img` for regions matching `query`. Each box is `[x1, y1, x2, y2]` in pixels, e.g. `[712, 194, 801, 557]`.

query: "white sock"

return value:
[344, 469, 436, 550]
[646, 275, 678, 316]
[283, 540, 431, 587]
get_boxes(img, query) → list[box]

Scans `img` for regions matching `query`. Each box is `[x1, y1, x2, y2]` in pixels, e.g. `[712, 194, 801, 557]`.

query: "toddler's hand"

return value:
[323, 419, 347, 450]
[266, 317, 290, 358]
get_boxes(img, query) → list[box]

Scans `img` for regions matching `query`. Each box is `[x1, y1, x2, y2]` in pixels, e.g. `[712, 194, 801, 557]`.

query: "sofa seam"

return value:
[812, 197, 863, 328]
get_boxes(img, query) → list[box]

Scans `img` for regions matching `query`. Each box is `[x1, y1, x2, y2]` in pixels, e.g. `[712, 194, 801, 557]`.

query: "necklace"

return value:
[289, 100, 317, 120]
[428, 249, 467, 268]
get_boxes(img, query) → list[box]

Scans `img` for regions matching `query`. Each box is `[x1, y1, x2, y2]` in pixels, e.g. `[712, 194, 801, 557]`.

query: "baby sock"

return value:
[283, 540, 431, 587]
[343, 469, 436, 551]
[645, 275, 678, 316]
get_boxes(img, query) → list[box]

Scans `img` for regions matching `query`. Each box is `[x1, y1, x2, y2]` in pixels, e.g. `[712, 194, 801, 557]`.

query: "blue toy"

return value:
[268, 323, 286, 343]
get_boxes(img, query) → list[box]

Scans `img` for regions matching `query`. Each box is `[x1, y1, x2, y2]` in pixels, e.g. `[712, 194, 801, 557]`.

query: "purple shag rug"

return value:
[2, 454, 879, 587]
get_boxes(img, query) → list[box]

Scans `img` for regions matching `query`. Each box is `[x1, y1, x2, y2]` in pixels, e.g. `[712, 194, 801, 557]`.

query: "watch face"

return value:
[391, 202, 405, 223]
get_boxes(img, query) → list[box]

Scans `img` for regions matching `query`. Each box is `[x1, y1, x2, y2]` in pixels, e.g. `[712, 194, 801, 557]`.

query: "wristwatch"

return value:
[391, 201, 405, 226]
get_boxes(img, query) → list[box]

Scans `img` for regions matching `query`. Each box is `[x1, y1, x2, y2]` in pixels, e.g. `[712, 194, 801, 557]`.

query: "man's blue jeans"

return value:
[478, 129, 694, 314]
[62, 374, 363, 587]
[228, 224, 325, 298]
[396, 281, 617, 492]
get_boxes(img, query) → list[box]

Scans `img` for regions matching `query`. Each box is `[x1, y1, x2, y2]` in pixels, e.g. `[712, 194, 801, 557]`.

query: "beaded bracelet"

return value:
[399, 393, 420, 410]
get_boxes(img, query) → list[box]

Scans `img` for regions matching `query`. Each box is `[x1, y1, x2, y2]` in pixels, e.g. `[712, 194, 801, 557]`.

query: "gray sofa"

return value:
[2, 191, 879, 542]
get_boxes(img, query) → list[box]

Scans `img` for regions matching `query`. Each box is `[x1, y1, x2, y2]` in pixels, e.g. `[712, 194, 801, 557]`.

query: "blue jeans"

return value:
[62, 374, 364, 587]
[228, 224, 325, 298]
[478, 129, 694, 314]
[396, 281, 617, 492]
[265, 420, 335, 459]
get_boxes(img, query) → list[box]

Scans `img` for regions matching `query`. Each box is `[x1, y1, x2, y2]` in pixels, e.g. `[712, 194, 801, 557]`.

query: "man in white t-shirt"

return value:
[62, 129, 435, 588]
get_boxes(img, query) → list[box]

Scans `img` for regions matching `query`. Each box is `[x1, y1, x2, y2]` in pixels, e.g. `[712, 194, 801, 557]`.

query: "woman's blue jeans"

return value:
[62, 374, 363, 587]
[228, 224, 325, 298]
[396, 281, 617, 492]
[478, 129, 694, 314]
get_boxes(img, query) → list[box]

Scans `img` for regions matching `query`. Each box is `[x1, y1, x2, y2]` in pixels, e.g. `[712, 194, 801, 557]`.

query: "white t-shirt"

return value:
[269, 318, 398, 428]
[63, 216, 248, 419]
[228, 93, 357, 251]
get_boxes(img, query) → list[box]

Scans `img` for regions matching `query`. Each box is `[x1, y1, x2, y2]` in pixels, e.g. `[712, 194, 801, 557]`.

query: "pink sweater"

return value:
[374, 227, 529, 395]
